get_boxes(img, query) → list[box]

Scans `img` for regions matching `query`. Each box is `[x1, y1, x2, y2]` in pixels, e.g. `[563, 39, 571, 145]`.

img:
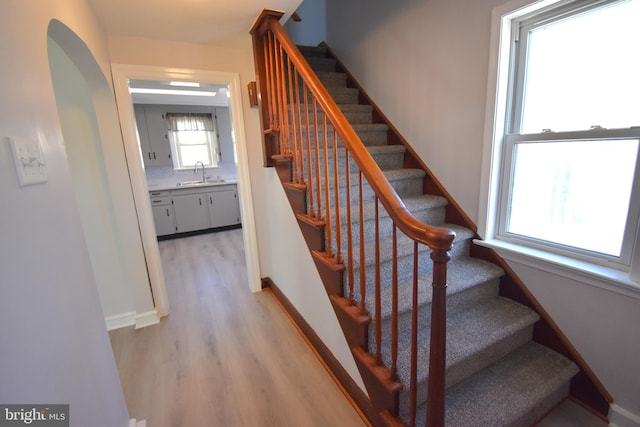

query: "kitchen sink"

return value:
[176, 180, 206, 187]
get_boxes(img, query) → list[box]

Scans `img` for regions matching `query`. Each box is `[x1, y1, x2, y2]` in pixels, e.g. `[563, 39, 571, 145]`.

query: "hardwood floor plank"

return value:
[109, 229, 367, 427]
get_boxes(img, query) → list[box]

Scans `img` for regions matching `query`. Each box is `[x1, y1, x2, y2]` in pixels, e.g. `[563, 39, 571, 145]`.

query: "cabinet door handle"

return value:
[199, 198, 202, 206]
[166, 209, 170, 217]
[153, 152, 157, 160]
[209, 196, 213, 204]
[148, 152, 152, 160]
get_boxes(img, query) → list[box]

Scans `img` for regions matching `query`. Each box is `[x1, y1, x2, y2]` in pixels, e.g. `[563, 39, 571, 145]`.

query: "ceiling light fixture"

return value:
[169, 81, 201, 87]
[129, 88, 217, 96]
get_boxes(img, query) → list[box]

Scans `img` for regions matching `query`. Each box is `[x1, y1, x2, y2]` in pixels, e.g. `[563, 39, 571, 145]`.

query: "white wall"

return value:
[284, 0, 327, 46]
[49, 37, 136, 323]
[0, 1, 129, 426]
[107, 33, 366, 391]
[325, 0, 640, 422]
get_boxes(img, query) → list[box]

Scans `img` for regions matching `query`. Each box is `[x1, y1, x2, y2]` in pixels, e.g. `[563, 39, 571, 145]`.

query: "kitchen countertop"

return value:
[148, 179, 238, 192]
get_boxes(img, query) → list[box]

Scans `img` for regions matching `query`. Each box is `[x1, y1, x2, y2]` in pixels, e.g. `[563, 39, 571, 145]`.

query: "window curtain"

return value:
[166, 113, 214, 131]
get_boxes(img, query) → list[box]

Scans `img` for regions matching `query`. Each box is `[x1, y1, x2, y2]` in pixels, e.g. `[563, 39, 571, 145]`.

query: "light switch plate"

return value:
[8, 137, 47, 186]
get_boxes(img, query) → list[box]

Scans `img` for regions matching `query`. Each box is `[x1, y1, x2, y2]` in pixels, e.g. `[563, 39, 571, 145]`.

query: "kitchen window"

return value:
[167, 113, 219, 169]
[482, 0, 640, 275]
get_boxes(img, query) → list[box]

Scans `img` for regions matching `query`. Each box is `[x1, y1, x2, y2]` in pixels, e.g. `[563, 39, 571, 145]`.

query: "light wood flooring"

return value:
[109, 229, 367, 427]
[109, 229, 608, 427]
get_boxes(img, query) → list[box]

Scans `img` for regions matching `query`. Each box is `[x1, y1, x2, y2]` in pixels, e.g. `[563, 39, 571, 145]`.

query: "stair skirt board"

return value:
[261, 39, 609, 427]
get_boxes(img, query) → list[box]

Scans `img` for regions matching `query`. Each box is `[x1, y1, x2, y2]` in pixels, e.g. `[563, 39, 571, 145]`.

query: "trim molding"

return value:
[105, 311, 136, 331]
[611, 404, 640, 427]
[129, 419, 147, 427]
[135, 309, 160, 329]
[261, 277, 377, 426]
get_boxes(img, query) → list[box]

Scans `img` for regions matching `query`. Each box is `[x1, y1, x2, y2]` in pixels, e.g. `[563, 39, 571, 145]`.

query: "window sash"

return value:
[498, 129, 640, 267]
[510, 0, 640, 134]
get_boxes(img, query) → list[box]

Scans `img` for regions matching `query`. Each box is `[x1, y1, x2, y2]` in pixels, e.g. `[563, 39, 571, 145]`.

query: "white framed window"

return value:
[166, 113, 219, 169]
[481, 0, 640, 279]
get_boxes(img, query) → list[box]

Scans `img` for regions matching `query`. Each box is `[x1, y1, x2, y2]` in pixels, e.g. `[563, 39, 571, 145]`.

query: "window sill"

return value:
[473, 238, 640, 300]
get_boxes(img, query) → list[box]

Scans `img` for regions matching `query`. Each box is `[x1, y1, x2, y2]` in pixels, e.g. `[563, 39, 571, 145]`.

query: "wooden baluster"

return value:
[426, 249, 450, 427]
[358, 171, 366, 315]
[322, 113, 333, 256]
[286, 57, 299, 182]
[345, 150, 355, 305]
[315, 100, 324, 223]
[293, 68, 305, 184]
[374, 197, 382, 365]
[409, 241, 419, 427]
[262, 35, 274, 130]
[276, 44, 290, 155]
[333, 130, 343, 264]
[391, 225, 399, 381]
[275, 43, 287, 154]
[302, 82, 314, 216]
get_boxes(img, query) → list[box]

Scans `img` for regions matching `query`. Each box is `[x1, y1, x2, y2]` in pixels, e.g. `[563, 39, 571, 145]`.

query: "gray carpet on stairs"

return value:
[296, 44, 579, 426]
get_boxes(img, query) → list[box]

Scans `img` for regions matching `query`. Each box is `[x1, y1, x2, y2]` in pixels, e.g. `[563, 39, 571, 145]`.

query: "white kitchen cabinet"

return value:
[172, 192, 209, 233]
[207, 186, 241, 228]
[149, 190, 176, 236]
[152, 205, 176, 236]
[134, 105, 172, 167]
[148, 183, 241, 237]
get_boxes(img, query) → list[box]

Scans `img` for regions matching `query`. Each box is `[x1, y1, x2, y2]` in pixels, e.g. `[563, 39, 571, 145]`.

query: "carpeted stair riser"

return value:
[289, 103, 373, 124]
[346, 237, 477, 301]
[303, 55, 337, 72]
[294, 45, 580, 426]
[289, 123, 389, 147]
[313, 169, 425, 211]
[300, 145, 406, 173]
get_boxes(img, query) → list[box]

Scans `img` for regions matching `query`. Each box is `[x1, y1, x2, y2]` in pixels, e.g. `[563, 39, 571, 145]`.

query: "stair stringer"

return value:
[318, 41, 613, 421]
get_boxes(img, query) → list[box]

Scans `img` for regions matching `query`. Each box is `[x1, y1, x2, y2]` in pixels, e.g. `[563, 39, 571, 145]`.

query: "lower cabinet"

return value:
[151, 205, 176, 236]
[149, 184, 240, 237]
[173, 193, 210, 233]
[208, 188, 241, 228]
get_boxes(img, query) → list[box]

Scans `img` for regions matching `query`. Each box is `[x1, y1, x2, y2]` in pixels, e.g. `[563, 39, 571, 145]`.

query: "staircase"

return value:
[299, 44, 579, 426]
[250, 10, 610, 426]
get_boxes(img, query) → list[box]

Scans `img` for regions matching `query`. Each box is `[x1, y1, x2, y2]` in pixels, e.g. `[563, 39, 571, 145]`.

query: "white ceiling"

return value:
[88, 0, 301, 48]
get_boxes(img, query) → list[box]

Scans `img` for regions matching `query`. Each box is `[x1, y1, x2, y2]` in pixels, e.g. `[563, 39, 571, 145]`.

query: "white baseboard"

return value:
[135, 309, 160, 329]
[106, 311, 136, 331]
[129, 419, 147, 427]
[610, 404, 640, 427]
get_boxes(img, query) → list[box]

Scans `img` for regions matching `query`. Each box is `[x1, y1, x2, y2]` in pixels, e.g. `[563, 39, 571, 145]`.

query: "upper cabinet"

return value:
[134, 105, 172, 167]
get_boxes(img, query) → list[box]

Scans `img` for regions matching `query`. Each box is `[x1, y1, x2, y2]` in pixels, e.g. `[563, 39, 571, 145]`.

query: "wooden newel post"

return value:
[249, 10, 285, 167]
[426, 249, 450, 427]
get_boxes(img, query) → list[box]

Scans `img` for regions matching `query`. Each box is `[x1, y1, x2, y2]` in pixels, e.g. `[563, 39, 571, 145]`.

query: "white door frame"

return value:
[111, 65, 263, 319]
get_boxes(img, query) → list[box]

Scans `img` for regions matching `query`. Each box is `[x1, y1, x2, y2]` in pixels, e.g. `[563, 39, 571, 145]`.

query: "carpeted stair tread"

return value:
[339, 194, 449, 225]
[302, 144, 406, 171]
[412, 342, 579, 426]
[392, 297, 541, 409]
[347, 224, 475, 273]
[297, 45, 327, 57]
[315, 71, 347, 87]
[363, 256, 504, 321]
[291, 123, 388, 147]
[304, 55, 336, 72]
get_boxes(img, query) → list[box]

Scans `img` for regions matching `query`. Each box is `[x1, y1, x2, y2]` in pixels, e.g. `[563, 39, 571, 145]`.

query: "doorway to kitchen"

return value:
[112, 65, 261, 321]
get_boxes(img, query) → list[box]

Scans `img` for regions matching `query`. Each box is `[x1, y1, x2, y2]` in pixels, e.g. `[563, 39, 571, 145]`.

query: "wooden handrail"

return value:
[251, 10, 455, 426]
[252, 11, 455, 253]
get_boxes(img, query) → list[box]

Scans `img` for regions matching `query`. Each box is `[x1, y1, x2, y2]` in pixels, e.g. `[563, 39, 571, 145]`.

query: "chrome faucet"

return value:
[194, 161, 206, 183]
